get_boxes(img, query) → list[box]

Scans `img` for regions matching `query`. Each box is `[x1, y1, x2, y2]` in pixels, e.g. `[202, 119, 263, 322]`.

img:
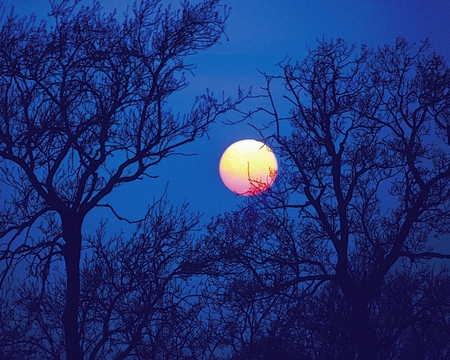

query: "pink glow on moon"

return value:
[219, 139, 278, 196]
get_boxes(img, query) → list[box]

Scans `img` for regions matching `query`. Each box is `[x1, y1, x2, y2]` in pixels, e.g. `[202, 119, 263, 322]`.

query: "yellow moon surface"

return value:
[219, 139, 278, 196]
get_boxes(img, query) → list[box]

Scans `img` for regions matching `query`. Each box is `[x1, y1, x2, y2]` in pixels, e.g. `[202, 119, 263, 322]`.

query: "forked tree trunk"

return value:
[61, 214, 84, 360]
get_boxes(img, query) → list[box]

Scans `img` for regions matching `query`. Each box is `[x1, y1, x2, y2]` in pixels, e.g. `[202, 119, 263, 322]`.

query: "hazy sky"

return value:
[2, 0, 450, 229]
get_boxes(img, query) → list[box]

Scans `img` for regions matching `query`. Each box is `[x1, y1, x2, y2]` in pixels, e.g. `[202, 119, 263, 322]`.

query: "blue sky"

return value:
[2, 0, 450, 228]
[152, 0, 450, 217]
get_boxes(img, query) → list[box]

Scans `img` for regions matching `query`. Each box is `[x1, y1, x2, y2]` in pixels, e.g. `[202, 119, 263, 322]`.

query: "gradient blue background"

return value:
[2, 0, 450, 233]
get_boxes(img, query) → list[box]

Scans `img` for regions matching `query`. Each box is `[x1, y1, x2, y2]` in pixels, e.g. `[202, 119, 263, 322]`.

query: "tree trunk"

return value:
[350, 300, 380, 360]
[61, 214, 84, 360]
[338, 274, 381, 359]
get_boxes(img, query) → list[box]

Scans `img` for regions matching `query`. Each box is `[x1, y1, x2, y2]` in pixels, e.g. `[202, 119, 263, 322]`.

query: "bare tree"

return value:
[0, 274, 66, 359]
[189, 203, 328, 359]
[1, 195, 223, 359]
[0, 0, 243, 358]
[192, 37, 450, 359]
[375, 265, 450, 358]
[266, 37, 450, 358]
[79, 197, 208, 359]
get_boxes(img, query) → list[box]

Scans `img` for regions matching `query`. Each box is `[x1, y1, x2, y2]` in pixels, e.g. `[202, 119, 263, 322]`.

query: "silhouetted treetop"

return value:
[190, 37, 450, 360]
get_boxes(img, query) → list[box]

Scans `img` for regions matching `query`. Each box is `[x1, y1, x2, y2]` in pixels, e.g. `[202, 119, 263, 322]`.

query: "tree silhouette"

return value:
[78, 197, 212, 359]
[191, 38, 450, 359]
[0, 0, 242, 358]
[1, 195, 220, 359]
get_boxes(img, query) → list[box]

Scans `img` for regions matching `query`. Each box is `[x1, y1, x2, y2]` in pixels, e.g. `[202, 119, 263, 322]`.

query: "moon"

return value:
[219, 139, 278, 196]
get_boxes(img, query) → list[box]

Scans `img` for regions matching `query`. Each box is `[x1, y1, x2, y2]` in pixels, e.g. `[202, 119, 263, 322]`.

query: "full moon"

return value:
[219, 139, 278, 196]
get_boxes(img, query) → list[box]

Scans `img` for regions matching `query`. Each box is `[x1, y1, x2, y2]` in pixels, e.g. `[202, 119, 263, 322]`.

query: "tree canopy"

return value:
[190, 37, 450, 359]
[0, 0, 240, 358]
[1, 0, 450, 358]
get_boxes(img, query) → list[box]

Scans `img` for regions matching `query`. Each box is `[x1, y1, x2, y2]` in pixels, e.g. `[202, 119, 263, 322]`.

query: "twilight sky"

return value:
[2, 0, 450, 229]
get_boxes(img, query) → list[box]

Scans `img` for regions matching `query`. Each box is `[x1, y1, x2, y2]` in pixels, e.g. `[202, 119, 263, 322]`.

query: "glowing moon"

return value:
[219, 139, 278, 196]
